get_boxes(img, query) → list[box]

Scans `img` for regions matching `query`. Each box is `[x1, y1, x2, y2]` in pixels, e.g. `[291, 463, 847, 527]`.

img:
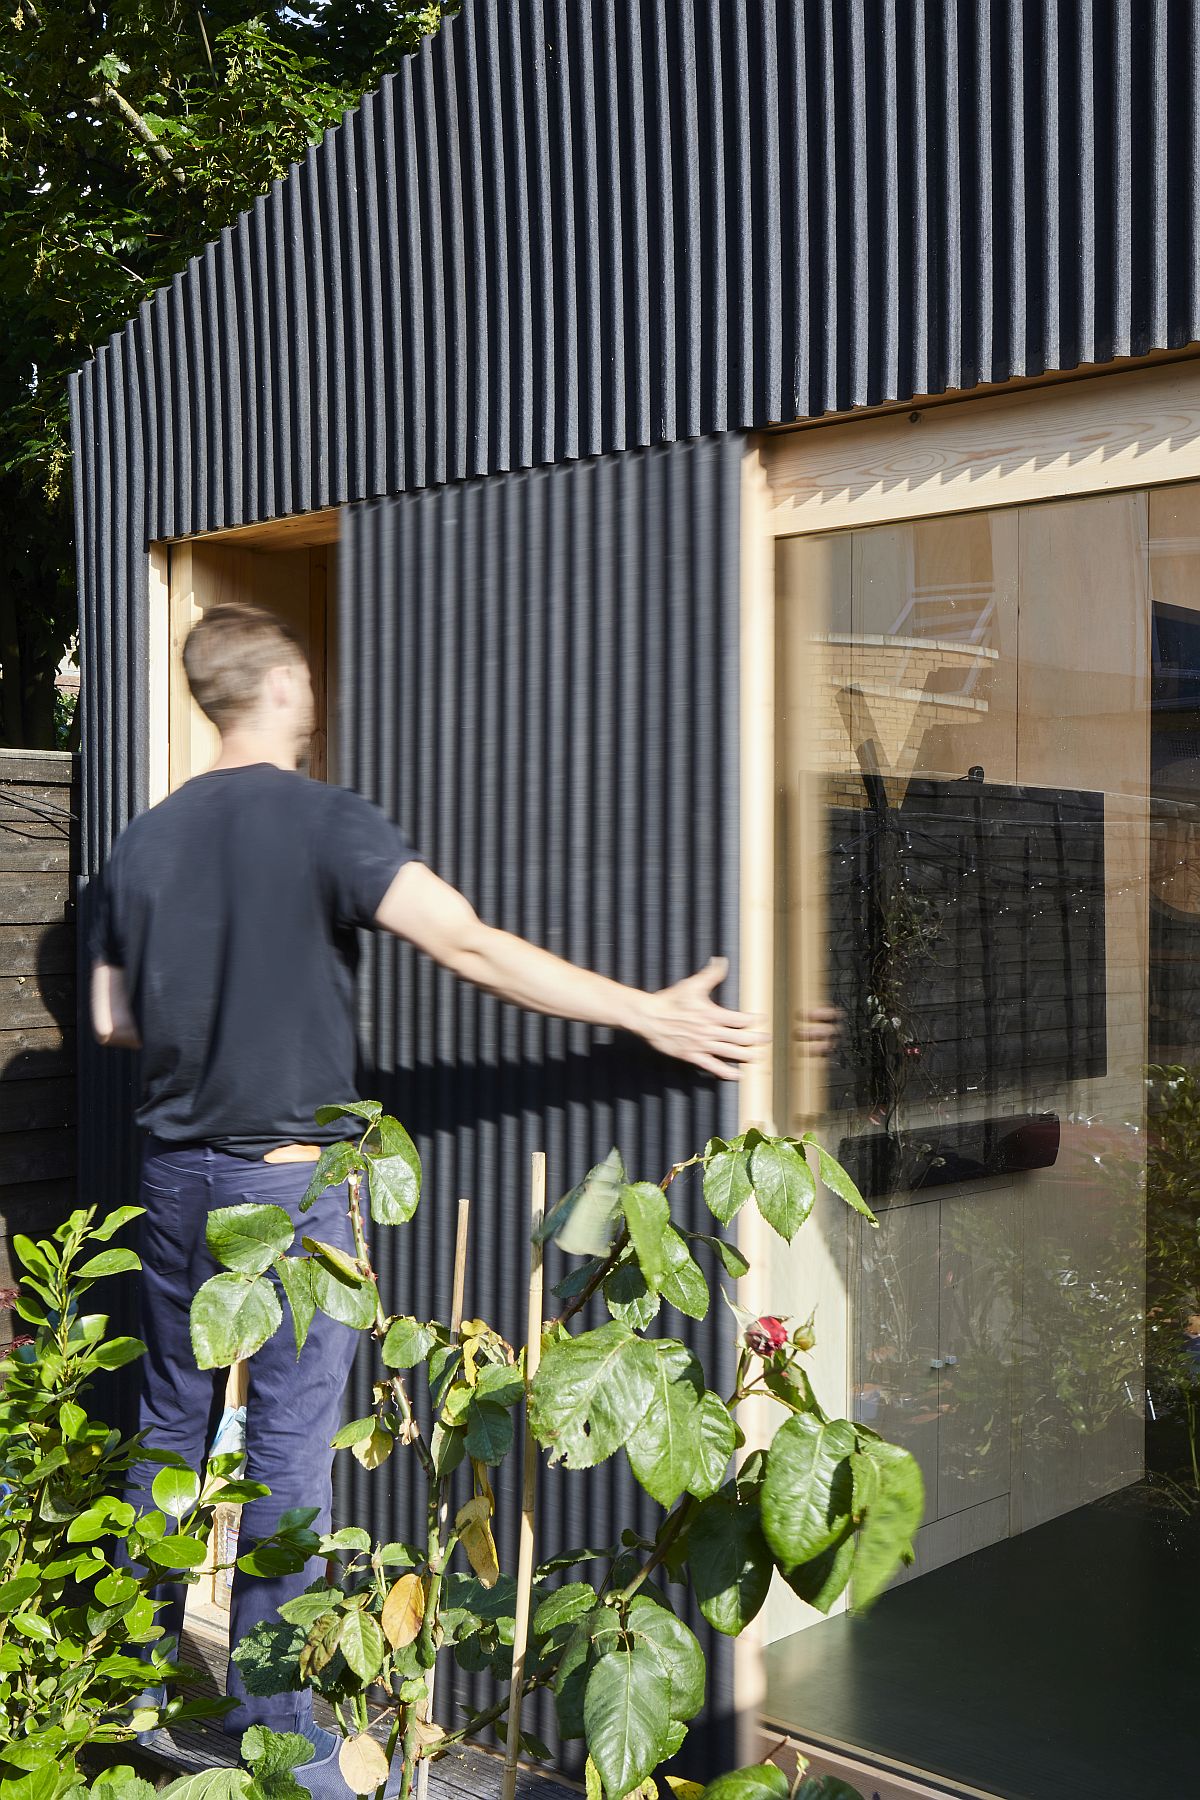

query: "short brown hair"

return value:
[183, 603, 307, 731]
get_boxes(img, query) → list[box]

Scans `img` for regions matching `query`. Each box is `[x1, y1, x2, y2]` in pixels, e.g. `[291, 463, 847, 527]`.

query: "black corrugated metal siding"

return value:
[72, 0, 1200, 546]
[338, 435, 742, 1765]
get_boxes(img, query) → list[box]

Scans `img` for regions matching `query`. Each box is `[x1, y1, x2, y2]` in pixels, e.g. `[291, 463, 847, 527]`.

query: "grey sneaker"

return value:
[128, 1684, 169, 1755]
[293, 1726, 404, 1799]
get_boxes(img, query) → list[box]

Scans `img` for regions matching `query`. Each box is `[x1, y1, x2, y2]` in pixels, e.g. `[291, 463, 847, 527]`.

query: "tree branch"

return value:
[87, 81, 188, 188]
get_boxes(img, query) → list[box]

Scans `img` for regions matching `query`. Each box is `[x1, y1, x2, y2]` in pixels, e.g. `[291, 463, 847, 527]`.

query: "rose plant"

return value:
[177, 1106, 925, 1800]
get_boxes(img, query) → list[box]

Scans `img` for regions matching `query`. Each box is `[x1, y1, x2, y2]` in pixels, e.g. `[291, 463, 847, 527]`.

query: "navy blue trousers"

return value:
[122, 1139, 359, 1735]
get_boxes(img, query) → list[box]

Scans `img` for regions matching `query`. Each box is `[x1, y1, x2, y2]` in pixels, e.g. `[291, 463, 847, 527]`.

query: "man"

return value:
[92, 602, 831, 1793]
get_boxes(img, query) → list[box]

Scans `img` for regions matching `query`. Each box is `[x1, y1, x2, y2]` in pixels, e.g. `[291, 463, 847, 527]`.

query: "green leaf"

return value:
[687, 1392, 738, 1499]
[688, 1496, 772, 1636]
[366, 1117, 422, 1226]
[465, 1398, 514, 1464]
[749, 1139, 816, 1242]
[539, 1149, 625, 1256]
[533, 1582, 598, 1638]
[191, 1273, 283, 1369]
[810, 1142, 877, 1226]
[230, 1620, 306, 1697]
[308, 1253, 377, 1331]
[92, 1335, 146, 1370]
[658, 1228, 709, 1320]
[431, 1421, 466, 1476]
[621, 1181, 670, 1290]
[583, 1644, 673, 1800]
[603, 1258, 661, 1330]
[477, 1360, 525, 1407]
[850, 1441, 924, 1609]
[689, 1232, 750, 1279]
[339, 1610, 385, 1682]
[703, 1149, 753, 1226]
[146, 1535, 209, 1570]
[700, 1767, 790, 1800]
[207, 1204, 294, 1275]
[626, 1595, 705, 1720]
[89, 1205, 145, 1241]
[300, 1142, 361, 1213]
[160, 1772, 255, 1800]
[152, 1466, 202, 1518]
[320, 1526, 373, 1555]
[314, 1101, 383, 1126]
[76, 1247, 141, 1279]
[276, 1255, 316, 1357]
[0, 1577, 38, 1609]
[330, 1416, 377, 1450]
[761, 1414, 856, 1566]
[529, 1324, 657, 1469]
[381, 1316, 436, 1368]
[625, 1343, 704, 1508]
[780, 1531, 856, 1616]
[795, 1780, 868, 1800]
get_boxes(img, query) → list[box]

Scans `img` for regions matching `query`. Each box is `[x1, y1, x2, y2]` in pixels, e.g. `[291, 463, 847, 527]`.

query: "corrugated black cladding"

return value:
[73, 0, 1200, 544]
[337, 437, 742, 1768]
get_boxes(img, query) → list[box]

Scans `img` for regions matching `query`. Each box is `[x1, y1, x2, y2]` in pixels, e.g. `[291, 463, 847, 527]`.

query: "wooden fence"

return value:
[0, 749, 77, 1346]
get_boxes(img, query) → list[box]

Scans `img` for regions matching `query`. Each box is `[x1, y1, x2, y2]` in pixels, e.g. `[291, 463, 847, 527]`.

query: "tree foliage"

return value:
[0, 0, 453, 745]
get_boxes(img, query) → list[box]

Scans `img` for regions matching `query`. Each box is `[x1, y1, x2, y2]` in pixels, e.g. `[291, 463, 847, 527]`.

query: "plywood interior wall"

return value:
[157, 538, 335, 793]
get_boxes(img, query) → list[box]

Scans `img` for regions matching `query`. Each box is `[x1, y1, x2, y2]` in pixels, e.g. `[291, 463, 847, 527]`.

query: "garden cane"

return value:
[501, 1152, 546, 1800]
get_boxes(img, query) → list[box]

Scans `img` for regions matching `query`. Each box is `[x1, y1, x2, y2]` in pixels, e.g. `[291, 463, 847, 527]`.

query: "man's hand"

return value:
[376, 866, 768, 1079]
[793, 1003, 842, 1057]
[632, 957, 769, 1081]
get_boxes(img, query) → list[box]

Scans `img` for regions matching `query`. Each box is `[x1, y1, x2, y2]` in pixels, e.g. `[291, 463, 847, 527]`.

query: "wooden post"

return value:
[501, 1153, 546, 1800]
[415, 1198, 471, 1800]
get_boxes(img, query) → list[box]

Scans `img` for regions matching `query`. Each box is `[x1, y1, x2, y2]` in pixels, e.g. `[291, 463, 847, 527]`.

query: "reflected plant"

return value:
[1145, 1064, 1200, 1497]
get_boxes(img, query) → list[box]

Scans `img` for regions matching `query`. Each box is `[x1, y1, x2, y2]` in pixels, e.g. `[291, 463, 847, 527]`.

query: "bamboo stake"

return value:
[502, 1153, 546, 1800]
[415, 1197, 471, 1800]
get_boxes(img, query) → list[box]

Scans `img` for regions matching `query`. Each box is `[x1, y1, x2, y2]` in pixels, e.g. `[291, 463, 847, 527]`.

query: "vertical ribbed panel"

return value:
[336, 436, 742, 1769]
[69, 342, 149, 1379]
[72, 0, 1200, 547]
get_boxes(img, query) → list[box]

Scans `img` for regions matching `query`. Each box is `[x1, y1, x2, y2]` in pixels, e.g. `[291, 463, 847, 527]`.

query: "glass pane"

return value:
[764, 489, 1187, 1800]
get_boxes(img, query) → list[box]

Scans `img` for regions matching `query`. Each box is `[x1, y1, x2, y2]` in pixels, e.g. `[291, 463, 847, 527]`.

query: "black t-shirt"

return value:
[90, 764, 422, 1156]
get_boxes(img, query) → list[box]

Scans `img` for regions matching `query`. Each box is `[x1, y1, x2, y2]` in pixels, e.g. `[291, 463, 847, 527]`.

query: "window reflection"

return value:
[766, 489, 1200, 1798]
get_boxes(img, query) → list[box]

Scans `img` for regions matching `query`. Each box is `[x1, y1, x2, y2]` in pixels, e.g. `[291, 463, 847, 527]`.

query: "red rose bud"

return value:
[745, 1315, 789, 1356]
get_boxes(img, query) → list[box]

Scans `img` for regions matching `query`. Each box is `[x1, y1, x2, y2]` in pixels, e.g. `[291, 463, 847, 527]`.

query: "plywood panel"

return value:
[762, 359, 1200, 535]
[166, 542, 330, 789]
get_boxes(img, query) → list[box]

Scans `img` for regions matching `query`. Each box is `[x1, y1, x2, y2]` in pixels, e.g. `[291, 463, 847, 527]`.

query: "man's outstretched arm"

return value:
[375, 862, 774, 1081]
[91, 962, 142, 1050]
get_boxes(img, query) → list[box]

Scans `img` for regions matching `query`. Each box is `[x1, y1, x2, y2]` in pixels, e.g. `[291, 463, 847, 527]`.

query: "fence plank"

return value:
[0, 1028, 76, 1082]
[0, 924, 73, 977]
[0, 841, 74, 875]
[0, 1129, 77, 1187]
[0, 976, 75, 1032]
[0, 1078, 75, 1134]
[0, 874, 74, 924]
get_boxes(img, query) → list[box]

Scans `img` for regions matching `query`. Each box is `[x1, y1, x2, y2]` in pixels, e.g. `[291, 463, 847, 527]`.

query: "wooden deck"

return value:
[143, 1609, 577, 1800]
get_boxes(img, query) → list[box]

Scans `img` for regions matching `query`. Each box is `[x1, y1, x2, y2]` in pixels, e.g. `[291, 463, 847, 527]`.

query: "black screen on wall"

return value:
[825, 778, 1108, 1113]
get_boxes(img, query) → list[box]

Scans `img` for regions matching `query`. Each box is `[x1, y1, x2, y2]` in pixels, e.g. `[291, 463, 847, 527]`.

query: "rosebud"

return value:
[792, 1319, 817, 1353]
[744, 1315, 789, 1356]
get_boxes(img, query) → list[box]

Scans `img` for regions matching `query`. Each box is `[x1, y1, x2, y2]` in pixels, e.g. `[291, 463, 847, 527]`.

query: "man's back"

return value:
[93, 763, 418, 1155]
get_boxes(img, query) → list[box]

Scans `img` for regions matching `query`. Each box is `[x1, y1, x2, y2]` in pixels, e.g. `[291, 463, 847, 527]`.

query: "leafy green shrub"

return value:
[0, 1205, 312, 1798]
[186, 1107, 924, 1800]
